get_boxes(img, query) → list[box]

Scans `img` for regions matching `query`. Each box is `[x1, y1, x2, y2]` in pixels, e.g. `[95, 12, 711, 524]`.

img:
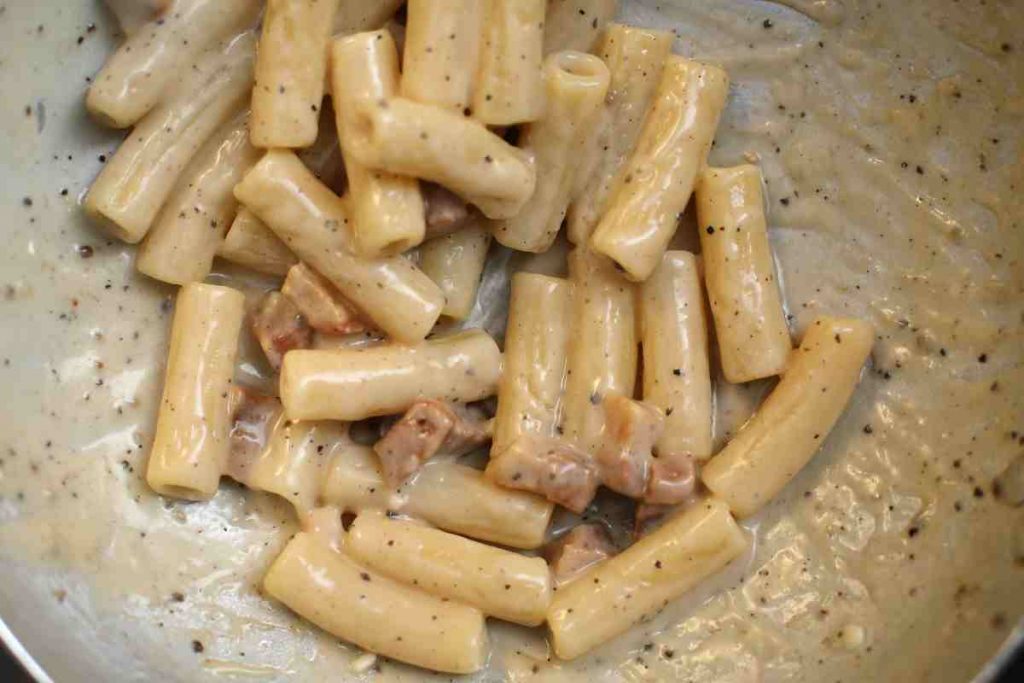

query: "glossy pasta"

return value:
[417, 217, 492, 320]
[216, 208, 297, 276]
[543, 0, 618, 55]
[474, 0, 547, 125]
[401, 0, 483, 113]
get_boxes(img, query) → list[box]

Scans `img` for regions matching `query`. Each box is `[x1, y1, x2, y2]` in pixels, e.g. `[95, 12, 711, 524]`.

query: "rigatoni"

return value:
[701, 317, 874, 518]
[474, 0, 547, 125]
[233, 150, 443, 342]
[418, 218, 492, 320]
[543, 0, 618, 55]
[696, 164, 792, 383]
[332, 0, 405, 34]
[250, 0, 340, 148]
[146, 283, 245, 500]
[84, 32, 256, 243]
[217, 208, 297, 276]
[493, 51, 610, 253]
[590, 57, 729, 281]
[401, 0, 483, 113]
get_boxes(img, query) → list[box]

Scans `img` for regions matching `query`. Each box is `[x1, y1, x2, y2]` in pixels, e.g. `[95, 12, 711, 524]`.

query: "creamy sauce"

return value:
[0, 0, 1022, 681]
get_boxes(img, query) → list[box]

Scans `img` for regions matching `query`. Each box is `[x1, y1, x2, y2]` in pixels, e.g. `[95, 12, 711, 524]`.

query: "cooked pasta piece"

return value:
[401, 0, 483, 113]
[264, 531, 488, 674]
[345, 97, 536, 219]
[331, 30, 426, 257]
[84, 32, 256, 244]
[281, 263, 367, 336]
[136, 111, 260, 284]
[590, 57, 729, 281]
[486, 435, 600, 513]
[561, 248, 637, 455]
[348, 514, 552, 626]
[233, 150, 444, 342]
[493, 51, 610, 253]
[474, 0, 547, 125]
[280, 330, 502, 421]
[217, 209, 298, 276]
[146, 283, 245, 500]
[701, 317, 874, 517]
[332, 0, 406, 34]
[250, 0, 340, 148]
[422, 184, 472, 239]
[645, 452, 698, 506]
[640, 251, 713, 459]
[491, 273, 572, 456]
[567, 24, 673, 245]
[548, 498, 748, 659]
[696, 164, 792, 383]
[543, 524, 614, 584]
[418, 218, 492, 320]
[542, 0, 618, 54]
[103, 0, 171, 36]
[596, 395, 664, 499]
[87, 0, 260, 128]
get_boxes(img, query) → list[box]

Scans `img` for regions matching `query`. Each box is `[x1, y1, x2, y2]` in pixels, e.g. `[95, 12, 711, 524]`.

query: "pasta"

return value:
[347, 513, 552, 626]
[103, 0, 170, 36]
[332, 0, 405, 34]
[401, 0, 483, 113]
[701, 317, 874, 517]
[590, 56, 729, 281]
[84, 32, 256, 244]
[696, 164, 792, 383]
[474, 0, 547, 125]
[543, 0, 619, 55]
[417, 217, 492, 320]
[250, 0, 339, 148]
[146, 283, 245, 500]
[280, 330, 502, 421]
[217, 208, 298, 276]
[233, 150, 444, 342]
[331, 30, 426, 257]
[640, 251, 713, 459]
[493, 51, 610, 253]
[548, 497, 748, 659]
[136, 111, 260, 285]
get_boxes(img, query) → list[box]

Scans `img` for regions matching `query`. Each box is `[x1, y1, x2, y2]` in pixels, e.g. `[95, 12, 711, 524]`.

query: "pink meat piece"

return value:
[596, 395, 665, 498]
[486, 435, 599, 514]
[543, 524, 615, 584]
[644, 452, 699, 506]
[251, 291, 312, 371]
[282, 262, 368, 336]
[224, 387, 283, 485]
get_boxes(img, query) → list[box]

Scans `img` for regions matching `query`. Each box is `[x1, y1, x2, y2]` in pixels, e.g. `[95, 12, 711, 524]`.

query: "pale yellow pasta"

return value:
[146, 283, 245, 501]
[591, 56, 729, 281]
[491, 273, 573, 456]
[640, 251, 713, 459]
[136, 111, 260, 284]
[233, 150, 443, 342]
[543, 0, 618, 55]
[474, 0, 546, 125]
[104, 0, 170, 36]
[567, 24, 673, 245]
[696, 164, 792, 383]
[250, 0, 340, 149]
[348, 514, 552, 626]
[321, 449, 554, 549]
[331, 31, 425, 257]
[493, 51, 610, 253]
[332, 0, 405, 34]
[702, 317, 874, 518]
[418, 218, 492, 320]
[401, 0, 483, 113]
[345, 97, 536, 219]
[264, 531, 488, 674]
[280, 330, 502, 421]
[217, 208, 298, 276]
[87, 0, 259, 128]
[84, 32, 256, 244]
[548, 497, 748, 659]
[561, 249, 637, 455]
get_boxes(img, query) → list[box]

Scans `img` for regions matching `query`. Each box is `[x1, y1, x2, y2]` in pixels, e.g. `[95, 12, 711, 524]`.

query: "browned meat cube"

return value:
[251, 291, 312, 371]
[596, 395, 665, 498]
[282, 262, 367, 336]
[486, 435, 599, 513]
[644, 452, 698, 506]
[374, 401, 456, 486]
[422, 183, 471, 239]
[442, 402, 491, 455]
[224, 387, 283, 485]
[543, 524, 615, 584]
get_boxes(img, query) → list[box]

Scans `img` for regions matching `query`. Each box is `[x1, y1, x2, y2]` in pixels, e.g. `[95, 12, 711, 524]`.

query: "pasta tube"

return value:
[548, 497, 748, 659]
[264, 531, 488, 674]
[136, 111, 260, 284]
[701, 317, 874, 518]
[250, 0, 340, 149]
[418, 218, 492, 320]
[233, 150, 443, 342]
[345, 97, 536, 220]
[87, 0, 260, 128]
[401, 0, 483, 113]
[333, 0, 405, 34]
[562, 249, 637, 455]
[493, 51, 610, 253]
[217, 208, 298, 276]
[280, 330, 502, 421]
[348, 514, 552, 626]
[331, 31, 426, 257]
[84, 32, 256, 244]
[491, 273, 572, 456]
[321, 449, 554, 549]
[542, 0, 618, 55]
[473, 0, 546, 125]
[590, 57, 729, 281]
[146, 283, 245, 500]
[103, 0, 170, 36]
[567, 24, 673, 245]
[696, 164, 792, 382]
[640, 251, 713, 459]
